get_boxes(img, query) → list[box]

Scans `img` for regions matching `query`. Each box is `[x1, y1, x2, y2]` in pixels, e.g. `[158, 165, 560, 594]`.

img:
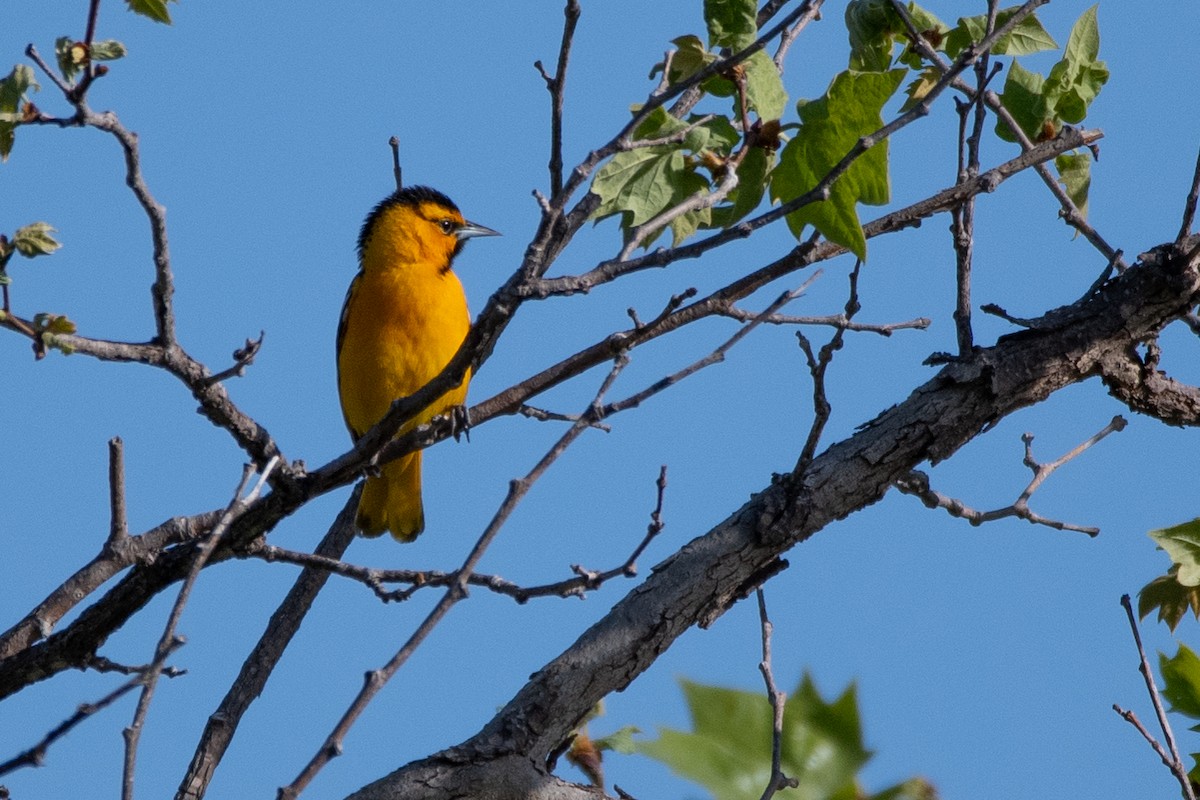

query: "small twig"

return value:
[280, 356, 630, 798]
[794, 262, 862, 472]
[176, 491, 359, 800]
[88, 655, 185, 678]
[535, 0, 581, 200]
[1178, 143, 1200, 244]
[772, 1, 823, 70]
[249, 470, 666, 606]
[1116, 594, 1198, 800]
[716, 305, 929, 336]
[0, 673, 148, 777]
[601, 276, 816, 420]
[107, 436, 128, 545]
[895, 416, 1127, 536]
[199, 332, 265, 387]
[389, 136, 403, 191]
[518, 403, 612, 431]
[755, 589, 798, 800]
[122, 457, 279, 800]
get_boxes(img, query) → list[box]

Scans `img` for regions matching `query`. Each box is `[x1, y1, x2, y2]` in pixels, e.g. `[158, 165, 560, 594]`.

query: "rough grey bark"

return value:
[347, 239, 1200, 799]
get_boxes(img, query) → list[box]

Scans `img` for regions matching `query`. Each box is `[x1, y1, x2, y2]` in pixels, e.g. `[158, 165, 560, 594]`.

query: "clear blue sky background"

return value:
[2, 2, 1199, 799]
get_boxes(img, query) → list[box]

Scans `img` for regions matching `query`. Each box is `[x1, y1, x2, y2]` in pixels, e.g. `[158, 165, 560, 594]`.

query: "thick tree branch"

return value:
[345, 241, 1200, 798]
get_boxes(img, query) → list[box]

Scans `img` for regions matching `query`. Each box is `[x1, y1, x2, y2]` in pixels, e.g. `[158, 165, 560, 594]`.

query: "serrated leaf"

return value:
[637, 674, 874, 800]
[945, 7, 1057, 58]
[591, 146, 710, 247]
[900, 67, 939, 113]
[1138, 568, 1200, 633]
[770, 69, 904, 260]
[0, 64, 39, 162]
[126, 0, 175, 24]
[1161, 644, 1200, 720]
[743, 49, 787, 121]
[13, 222, 61, 257]
[1150, 519, 1200, 587]
[1055, 152, 1090, 221]
[705, 0, 757, 51]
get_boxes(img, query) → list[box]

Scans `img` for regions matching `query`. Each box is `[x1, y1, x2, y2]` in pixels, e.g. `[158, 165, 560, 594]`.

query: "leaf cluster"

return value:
[590, 1, 1107, 261]
[626, 676, 933, 800]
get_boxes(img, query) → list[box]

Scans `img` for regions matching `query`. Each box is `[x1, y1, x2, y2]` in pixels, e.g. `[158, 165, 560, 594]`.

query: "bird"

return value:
[336, 185, 498, 541]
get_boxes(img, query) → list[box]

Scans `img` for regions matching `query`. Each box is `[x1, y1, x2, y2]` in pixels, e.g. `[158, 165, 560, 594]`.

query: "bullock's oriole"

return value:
[336, 185, 498, 541]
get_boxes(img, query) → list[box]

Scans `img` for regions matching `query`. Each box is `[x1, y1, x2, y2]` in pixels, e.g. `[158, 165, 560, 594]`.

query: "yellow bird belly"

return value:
[337, 265, 470, 541]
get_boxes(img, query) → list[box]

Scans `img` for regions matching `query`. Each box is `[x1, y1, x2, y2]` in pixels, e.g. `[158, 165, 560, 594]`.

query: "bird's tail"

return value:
[357, 451, 425, 542]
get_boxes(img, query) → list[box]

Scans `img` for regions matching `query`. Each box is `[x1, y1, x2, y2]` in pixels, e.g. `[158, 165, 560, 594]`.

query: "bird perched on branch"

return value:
[336, 185, 499, 541]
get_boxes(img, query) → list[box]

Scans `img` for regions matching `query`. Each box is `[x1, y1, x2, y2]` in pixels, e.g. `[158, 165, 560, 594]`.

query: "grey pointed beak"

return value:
[457, 220, 501, 241]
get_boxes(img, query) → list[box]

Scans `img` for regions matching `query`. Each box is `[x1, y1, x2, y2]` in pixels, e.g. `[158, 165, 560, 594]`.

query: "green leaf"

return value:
[845, 0, 901, 72]
[866, 777, 939, 800]
[1161, 644, 1200, 720]
[1055, 152, 1090, 221]
[655, 35, 717, 85]
[897, 4, 951, 70]
[591, 146, 709, 245]
[899, 66, 939, 113]
[0, 63, 39, 162]
[1150, 519, 1200, 587]
[944, 7, 1058, 58]
[637, 675, 875, 800]
[709, 144, 773, 229]
[995, 60, 1047, 143]
[1138, 568, 1200, 633]
[126, 0, 176, 24]
[743, 49, 787, 121]
[1064, 4, 1100, 63]
[593, 725, 641, 755]
[55, 37, 88, 83]
[12, 222, 61, 258]
[770, 69, 904, 260]
[1041, 7, 1108, 125]
[33, 312, 77, 336]
[705, 0, 757, 50]
[91, 40, 129, 62]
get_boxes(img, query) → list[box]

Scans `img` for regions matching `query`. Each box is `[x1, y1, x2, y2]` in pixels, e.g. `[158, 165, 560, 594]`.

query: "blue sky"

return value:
[2, 2, 1200, 798]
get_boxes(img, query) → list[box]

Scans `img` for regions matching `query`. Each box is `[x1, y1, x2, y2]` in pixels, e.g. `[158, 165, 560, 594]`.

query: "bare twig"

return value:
[279, 357, 630, 798]
[389, 136, 403, 190]
[895, 416, 1128, 536]
[1116, 594, 1197, 800]
[248, 469, 665, 607]
[1178, 143, 1200, 243]
[518, 404, 612, 431]
[107, 436, 128, 546]
[123, 457, 279, 800]
[794, 262, 862, 472]
[0, 672, 153, 777]
[756, 590, 797, 800]
[199, 332, 264, 387]
[535, 0, 581, 200]
[176, 491, 359, 800]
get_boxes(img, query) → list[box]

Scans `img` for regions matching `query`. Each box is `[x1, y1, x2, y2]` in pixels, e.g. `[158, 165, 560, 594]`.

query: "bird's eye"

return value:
[438, 219, 456, 235]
